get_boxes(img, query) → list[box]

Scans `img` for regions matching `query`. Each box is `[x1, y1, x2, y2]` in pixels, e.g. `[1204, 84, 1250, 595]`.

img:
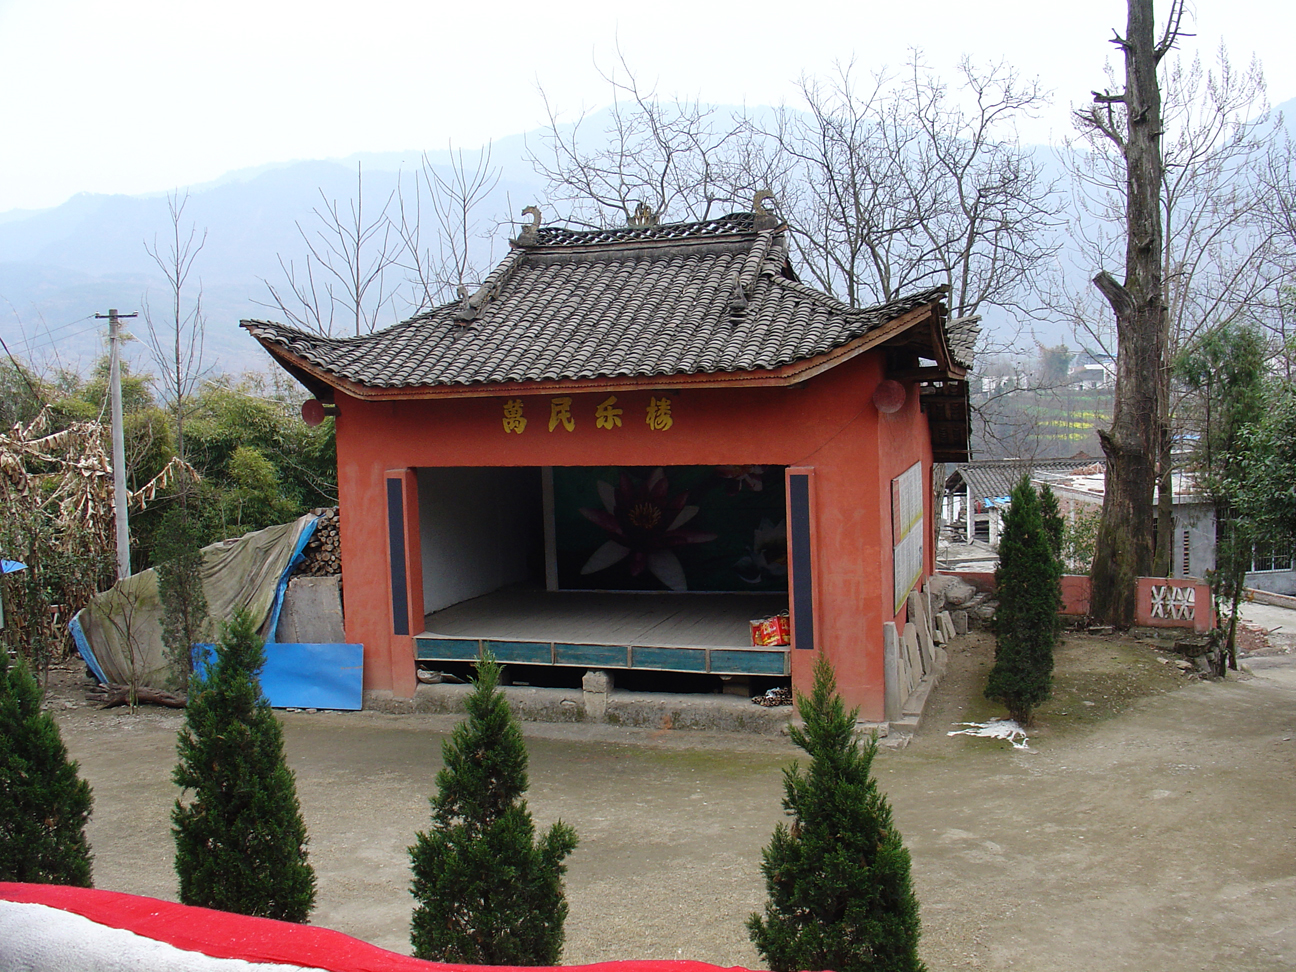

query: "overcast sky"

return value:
[1, 0, 1291, 214]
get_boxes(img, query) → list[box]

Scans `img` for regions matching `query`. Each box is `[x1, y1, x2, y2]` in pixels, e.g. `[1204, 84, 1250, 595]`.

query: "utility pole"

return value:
[95, 308, 138, 581]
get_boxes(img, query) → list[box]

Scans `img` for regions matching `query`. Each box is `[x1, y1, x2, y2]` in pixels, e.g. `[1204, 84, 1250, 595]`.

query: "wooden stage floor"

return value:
[415, 589, 791, 676]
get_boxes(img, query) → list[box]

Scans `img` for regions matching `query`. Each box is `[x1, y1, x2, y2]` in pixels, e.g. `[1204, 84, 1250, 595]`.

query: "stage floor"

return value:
[415, 589, 791, 676]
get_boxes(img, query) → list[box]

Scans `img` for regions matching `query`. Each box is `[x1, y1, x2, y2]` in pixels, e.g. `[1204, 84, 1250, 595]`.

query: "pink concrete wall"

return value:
[940, 571, 1215, 629]
[1061, 575, 1091, 616]
[1135, 577, 1215, 634]
[333, 351, 933, 719]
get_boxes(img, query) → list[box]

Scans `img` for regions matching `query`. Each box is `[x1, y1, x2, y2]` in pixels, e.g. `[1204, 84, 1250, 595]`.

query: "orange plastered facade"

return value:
[333, 351, 933, 721]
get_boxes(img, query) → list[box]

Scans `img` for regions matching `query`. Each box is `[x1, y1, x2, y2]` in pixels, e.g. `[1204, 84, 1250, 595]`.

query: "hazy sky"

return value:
[1, 0, 1291, 214]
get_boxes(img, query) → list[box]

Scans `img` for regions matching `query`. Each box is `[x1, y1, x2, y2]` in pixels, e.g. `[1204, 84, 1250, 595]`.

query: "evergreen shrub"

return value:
[984, 476, 1060, 724]
[409, 653, 577, 965]
[748, 655, 925, 972]
[0, 648, 94, 886]
[1038, 482, 1067, 637]
[172, 609, 315, 921]
[155, 505, 210, 689]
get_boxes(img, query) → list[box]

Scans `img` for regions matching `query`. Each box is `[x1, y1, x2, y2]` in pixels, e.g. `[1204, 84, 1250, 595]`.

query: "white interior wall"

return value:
[417, 467, 541, 615]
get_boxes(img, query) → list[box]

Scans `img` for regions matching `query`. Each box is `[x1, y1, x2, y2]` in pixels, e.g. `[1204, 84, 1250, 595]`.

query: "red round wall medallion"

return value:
[301, 399, 326, 426]
[873, 379, 907, 414]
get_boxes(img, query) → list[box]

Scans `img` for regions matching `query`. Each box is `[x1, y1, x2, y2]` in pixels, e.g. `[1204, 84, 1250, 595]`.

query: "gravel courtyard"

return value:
[45, 627, 1296, 971]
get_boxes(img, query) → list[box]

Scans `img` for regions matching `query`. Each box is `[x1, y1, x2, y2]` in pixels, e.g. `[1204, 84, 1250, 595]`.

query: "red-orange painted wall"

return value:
[334, 351, 933, 719]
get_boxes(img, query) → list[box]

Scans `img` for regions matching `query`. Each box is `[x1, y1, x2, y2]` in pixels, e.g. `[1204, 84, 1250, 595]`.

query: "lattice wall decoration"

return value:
[1149, 583, 1196, 621]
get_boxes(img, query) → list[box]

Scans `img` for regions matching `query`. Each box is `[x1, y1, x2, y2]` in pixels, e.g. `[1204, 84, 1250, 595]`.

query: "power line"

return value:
[0, 331, 46, 406]
[17, 322, 105, 355]
[22, 313, 96, 340]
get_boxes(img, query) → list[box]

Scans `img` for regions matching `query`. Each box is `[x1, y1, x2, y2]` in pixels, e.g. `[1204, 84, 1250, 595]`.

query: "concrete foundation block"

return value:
[883, 622, 902, 723]
[582, 669, 614, 721]
[951, 609, 969, 635]
[937, 610, 956, 643]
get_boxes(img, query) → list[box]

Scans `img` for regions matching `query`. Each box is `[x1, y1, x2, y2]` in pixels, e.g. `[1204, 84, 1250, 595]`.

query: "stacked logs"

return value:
[297, 507, 342, 576]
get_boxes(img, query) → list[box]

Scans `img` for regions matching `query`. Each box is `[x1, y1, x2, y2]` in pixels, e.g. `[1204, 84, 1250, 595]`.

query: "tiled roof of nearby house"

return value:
[946, 315, 980, 372]
[948, 457, 1108, 503]
[243, 212, 972, 391]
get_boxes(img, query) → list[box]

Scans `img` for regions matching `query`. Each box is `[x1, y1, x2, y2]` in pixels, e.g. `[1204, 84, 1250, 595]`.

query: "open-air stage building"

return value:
[245, 205, 976, 721]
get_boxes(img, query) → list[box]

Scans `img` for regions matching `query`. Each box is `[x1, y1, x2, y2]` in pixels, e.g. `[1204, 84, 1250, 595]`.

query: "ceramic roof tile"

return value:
[243, 212, 964, 389]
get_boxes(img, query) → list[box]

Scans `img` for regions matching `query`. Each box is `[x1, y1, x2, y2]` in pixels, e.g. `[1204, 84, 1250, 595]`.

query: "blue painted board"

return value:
[631, 646, 708, 671]
[555, 643, 630, 668]
[262, 643, 364, 710]
[486, 641, 554, 664]
[415, 638, 481, 661]
[709, 649, 789, 675]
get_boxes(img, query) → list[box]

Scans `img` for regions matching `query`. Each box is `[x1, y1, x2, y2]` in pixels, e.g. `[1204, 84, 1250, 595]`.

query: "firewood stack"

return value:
[297, 507, 341, 576]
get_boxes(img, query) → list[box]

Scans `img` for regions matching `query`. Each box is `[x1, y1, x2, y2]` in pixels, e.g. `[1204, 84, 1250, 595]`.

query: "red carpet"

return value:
[0, 883, 759, 972]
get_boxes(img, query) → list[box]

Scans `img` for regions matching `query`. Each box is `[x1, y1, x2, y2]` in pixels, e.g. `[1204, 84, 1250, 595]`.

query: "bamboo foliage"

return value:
[0, 409, 199, 668]
[0, 409, 199, 552]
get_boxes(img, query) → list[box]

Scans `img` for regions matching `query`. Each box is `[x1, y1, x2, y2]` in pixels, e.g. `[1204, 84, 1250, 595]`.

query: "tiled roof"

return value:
[243, 213, 964, 391]
[948, 457, 1108, 503]
[528, 212, 762, 247]
[946, 316, 980, 372]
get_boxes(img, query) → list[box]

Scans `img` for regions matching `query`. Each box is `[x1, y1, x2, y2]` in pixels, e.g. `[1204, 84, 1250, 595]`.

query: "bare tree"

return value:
[395, 145, 502, 314]
[768, 56, 1062, 319]
[1069, 32, 1287, 578]
[530, 52, 761, 228]
[533, 56, 1059, 322]
[1074, 0, 1187, 626]
[143, 191, 208, 464]
[261, 164, 403, 336]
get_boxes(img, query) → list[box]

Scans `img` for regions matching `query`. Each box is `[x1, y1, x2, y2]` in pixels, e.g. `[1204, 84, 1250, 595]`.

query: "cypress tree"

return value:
[1037, 482, 1067, 637]
[0, 648, 94, 886]
[155, 506, 210, 690]
[172, 610, 316, 922]
[1038, 483, 1064, 567]
[748, 655, 924, 972]
[985, 477, 1059, 724]
[410, 653, 577, 965]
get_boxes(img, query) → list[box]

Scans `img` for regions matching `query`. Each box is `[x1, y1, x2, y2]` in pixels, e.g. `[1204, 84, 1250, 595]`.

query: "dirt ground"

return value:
[39, 626, 1296, 972]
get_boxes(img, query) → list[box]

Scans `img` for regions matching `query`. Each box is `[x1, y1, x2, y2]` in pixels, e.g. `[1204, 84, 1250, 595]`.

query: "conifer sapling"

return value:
[748, 655, 924, 972]
[172, 609, 315, 921]
[155, 505, 210, 689]
[409, 652, 577, 965]
[0, 648, 94, 886]
[984, 477, 1059, 725]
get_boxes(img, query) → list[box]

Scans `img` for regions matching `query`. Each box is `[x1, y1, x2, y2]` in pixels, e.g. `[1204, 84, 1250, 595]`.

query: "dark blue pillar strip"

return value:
[386, 477, 409, 636]
[788, 473, 814, 651]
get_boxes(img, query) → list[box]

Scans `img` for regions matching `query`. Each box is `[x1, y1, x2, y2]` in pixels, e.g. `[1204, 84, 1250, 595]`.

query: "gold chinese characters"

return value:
[501, 396, 674, 433]
[502, 399, 527, 434]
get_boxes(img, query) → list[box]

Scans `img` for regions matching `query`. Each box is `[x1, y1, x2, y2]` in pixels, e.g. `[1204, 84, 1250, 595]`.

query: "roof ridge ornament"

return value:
[753, 190, 778, 230]
[628, 202, 659, 227]
[453, 283, 476, 324]
[728, 270, 749, 314]
[515, 205, 542, 246]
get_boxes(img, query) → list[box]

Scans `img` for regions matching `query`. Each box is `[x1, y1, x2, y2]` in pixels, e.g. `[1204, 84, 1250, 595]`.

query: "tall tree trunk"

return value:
[1153, 423, 1174, 577]
[1088, 0, 1172, 626]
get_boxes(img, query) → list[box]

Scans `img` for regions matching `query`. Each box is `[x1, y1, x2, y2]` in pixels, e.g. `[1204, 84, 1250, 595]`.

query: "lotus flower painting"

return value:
[577, 468, 717, 591]
[554, 465, 788, 592]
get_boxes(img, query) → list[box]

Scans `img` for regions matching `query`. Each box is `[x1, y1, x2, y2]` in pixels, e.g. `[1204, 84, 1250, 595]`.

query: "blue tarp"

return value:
[2, 559, 26, 573]
[194, 640, 364, 711]
[70, 514, 321, 690]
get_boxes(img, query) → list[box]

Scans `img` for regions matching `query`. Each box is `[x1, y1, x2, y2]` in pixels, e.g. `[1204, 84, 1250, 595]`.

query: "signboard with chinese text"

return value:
[500, 394, 675, 435]
[892, 462, 924, 613]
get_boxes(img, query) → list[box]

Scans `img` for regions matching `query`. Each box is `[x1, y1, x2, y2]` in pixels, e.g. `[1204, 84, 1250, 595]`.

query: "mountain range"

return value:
[2, 99, 1291, 379]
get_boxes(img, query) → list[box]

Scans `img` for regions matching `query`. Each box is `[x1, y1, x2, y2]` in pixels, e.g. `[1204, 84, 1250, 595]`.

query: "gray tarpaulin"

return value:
[70, 514, 317, 688]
